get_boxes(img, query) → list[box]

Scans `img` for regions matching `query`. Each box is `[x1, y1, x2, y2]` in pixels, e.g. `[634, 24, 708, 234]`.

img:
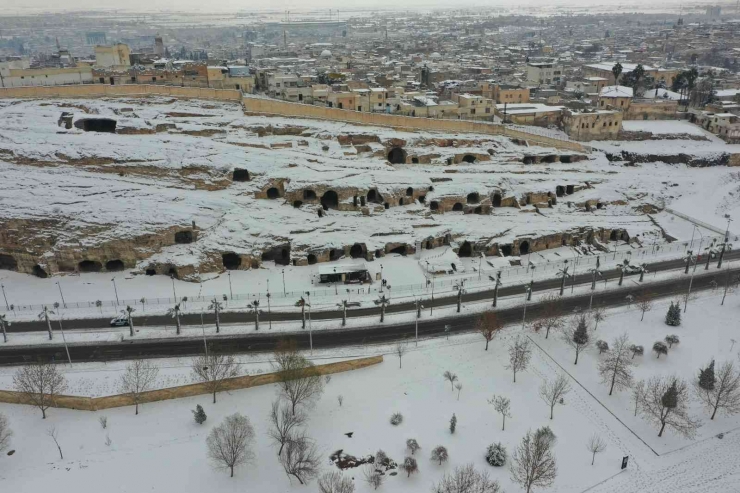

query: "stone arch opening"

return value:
[446, 157, 453, 165]
[462, 154, 476, 163]
[492, 193, 502, 207]
[387, 147, 407, 164]
[250, 260, 259, 269]
[106, 259, 125, 272]
[466, 192, 480, 204]
[523, 156, 535, 165]
[500, 244, 513, 257]
[556, 186, 565, 197]
[384, 202, 390, 210]
[406, 187, 414, 197]
[374, 249, 383, 259]
[596, 202, 603, 210]
[222, 252, 241, 270]
[360, 196, 366, 206]
[418, 195, 426, 204]
[33, 265, 48, 278]
[266, 187, 281, 199]
[74, 118, 117, 133]
[426, 239, 434, 249]
[430, 201, 440, 211]
[566, 185, 575, 195]
[350, 243, 366, 259]
[542, 155, 557, 163]
[303, 189, 317, 200]
[174, 230, 193, 244]
[145, 268, 156, 276]
[452, 202, 464, 212]
[293, 200, 303, 208]
[474, 206, 483, 214]
[398, 198, 404, 206]
[411, 157, 419, 164]
[307, 254, 318, 265]
[167, 266, 179, 278]
[519, 241, 530, 255]
[444, 234, 452, 245]
[458, 241, 473, 257]
[560, 155, 573, 164]
[621, 231, 630, 242]
[388, 245, 408, 256]
[79, 260, 102, 273]
[0, 254, 17, 271]
[232, 168, 250, 182]
[261, 245, 291, 266]
[429, 186, 435, 192]
[321, 190, 339, 210]
[367, 189, 383, 204]
[329, 248, 342, 261]
[609, 230, 618, 241]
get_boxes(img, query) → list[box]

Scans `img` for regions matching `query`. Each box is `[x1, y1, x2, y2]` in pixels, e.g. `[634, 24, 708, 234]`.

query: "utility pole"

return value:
[227, 271, 233, 300]
[306, 291, 313, 353]
[717, 215, 732, 269]
[56, 281, 67, 309]
[521, 284, 531, 330]
[111, 278, 120, 306]
[58, 317, 72, 365]
[1, 284, 8, 310]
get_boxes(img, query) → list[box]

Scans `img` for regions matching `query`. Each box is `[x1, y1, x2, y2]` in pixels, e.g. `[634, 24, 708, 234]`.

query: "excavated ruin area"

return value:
[0, 96, 730, 280]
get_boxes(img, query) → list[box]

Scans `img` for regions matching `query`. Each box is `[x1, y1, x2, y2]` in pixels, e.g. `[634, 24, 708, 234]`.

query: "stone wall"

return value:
[0, 84, 242, 101]
[0, 355, 383, 412]
[624, 100, 679, 121]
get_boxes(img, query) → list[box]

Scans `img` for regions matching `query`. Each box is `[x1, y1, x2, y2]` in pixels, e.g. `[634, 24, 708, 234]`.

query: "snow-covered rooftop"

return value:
[600, 85, 634, 98]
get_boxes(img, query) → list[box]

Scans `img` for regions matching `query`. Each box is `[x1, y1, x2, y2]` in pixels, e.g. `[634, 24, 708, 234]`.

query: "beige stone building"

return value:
[598, 85, 633, 111]
[495, 103, 563, 126]
[0, 64, 93, 87]
[563, 109, 622, 141]
[94, 44, 131, 68]
[453, 93, 495, 120]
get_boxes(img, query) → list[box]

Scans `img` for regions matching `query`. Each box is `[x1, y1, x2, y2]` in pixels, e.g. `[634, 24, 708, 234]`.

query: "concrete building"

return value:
[0, 63, 93, 88]
[563, 109, 622, 141]
[598, 85, 633, 111]
[526, 62, 562, 85]
[86, 32, 107, 46]
[495, 103, 563, 126]
[487, 84, 530, 104]
[454, 93, 495, 120]
[95, 44, 131, 68]
[583, 63, 679, 87]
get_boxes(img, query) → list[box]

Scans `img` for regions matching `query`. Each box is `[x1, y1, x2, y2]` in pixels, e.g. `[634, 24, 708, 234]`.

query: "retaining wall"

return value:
[0, 84, 241, 101]
[0, 355, 382, 412]
[241, 96, 588, 153]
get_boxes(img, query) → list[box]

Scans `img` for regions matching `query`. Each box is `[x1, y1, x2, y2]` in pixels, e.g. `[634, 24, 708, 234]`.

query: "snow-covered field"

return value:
[1, 289, 738, 492]
[621, 120, 707, 137]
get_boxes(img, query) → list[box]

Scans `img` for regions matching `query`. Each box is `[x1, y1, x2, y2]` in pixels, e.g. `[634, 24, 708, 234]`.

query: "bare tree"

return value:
[598, 333, 635, 396]
[635, 294, 653, 321]
[431, 445, 449, 465]
[206, 413, 255, 477]
[432, 463, 502, 493]
[363, 463, 384, 490]
[273, 340, 325, 415]
[477, 311, 504, 350]
[191, 349, 239, 404]
[279, 433, 321, 485]
[506, 337, 532, 383]
[539, 374, 571, 420]
[510, 427, 557, 493]
[47, 426, 63, 459]
[640, 376, 700, 438]
[590, 306, 606, 331]
[455, 382, 463, 400]
[318, 471, 355, 493]
[632, 380, 646, 416]
[531, 293, 564, 339]
[586, 434, 607, 465]
[489, 395, 512, 431]
[0, 412, 11, 452]
[119, 359, 159, 415]
[443, 370, 458, 391]
[695, 361, 740, 420]
[268, 400, 306, 456]
[337, 395, 344, 407]
[406, 438, 421, 455]
[13, 363, 67, 419]
[167, 303, 182, 335]
[561, 314, 591, 365]
[395, 340, 408, 369]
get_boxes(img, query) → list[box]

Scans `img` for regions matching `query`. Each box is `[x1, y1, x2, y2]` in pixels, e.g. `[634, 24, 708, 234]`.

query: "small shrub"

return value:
[104, 434, 112, 446]
[406, 438, 420, 455]
[485, 442, 507, 467]
[449, 413, 457, 434]
[390, 412, 403, 426]
[595, 340, 609, 354]
[192, 404, 207, 424]
[98, 416, 108, 429]
[653, 341, 668, 359]
[431, 445, 449, 465]
[665, 334, 680, 349]
[629, 344, 644, 358]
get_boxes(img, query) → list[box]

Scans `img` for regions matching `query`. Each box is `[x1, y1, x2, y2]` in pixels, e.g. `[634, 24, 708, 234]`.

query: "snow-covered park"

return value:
[1, 286, 738, 493]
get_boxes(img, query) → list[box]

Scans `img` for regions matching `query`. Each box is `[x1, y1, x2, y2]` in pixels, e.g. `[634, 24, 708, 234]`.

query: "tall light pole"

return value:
[227, 271, 233, 300]
[685, 251, 699, 313]
[717, 215, 732, 269]
[282, 268, 286, 295]
[56, 281, 67, 309]
[200, 308, 208, 358]
[171, 274, 177, 301]
[57, 316, 72, 365]
[1, 284, 8, 310]
[111, 278, 120, 306]
[306, 291, 313, 353]
[380, 264, 384, 292]
[267, 280, 272, 330]
[521, 283, 531, 330]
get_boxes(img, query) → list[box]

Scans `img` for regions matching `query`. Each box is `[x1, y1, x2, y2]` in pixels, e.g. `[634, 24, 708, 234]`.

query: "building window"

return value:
[592, 123, 595, 128]
[471, 109, 476, 115]
[603, 122, 607, 127]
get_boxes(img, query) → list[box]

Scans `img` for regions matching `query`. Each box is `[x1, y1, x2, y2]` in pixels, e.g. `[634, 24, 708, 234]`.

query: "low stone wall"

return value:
[0, 84, 242, 102]
[242, 96, 588, 153]
[0, 355, 382, 412]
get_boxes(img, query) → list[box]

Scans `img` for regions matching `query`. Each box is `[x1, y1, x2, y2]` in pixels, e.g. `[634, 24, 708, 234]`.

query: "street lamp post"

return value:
[717, 215, 732, 269]
[56, 281, 67, 309]
[227, 271, 233, 300]
[57, 316, 72, 365]
[200, 309, 208, 358]
[1, 284, 8, 310]
[306, 291, 313, 353]
[282, 269, 286, 295]
[267, 281, 272, 330]
[685, 252, 699, 313]
[111, 278, 120, 306]
[171, 274, 177, 301]
[522, 284, 531, 330]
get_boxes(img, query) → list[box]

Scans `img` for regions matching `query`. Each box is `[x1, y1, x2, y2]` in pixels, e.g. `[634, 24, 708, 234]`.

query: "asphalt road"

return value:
[1, 264, 736, 366]
[9, 249, 740, 334]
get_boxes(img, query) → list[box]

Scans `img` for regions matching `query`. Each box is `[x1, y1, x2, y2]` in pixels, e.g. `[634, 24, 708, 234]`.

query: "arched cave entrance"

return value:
[523, 156, 535, 165]
[430, 201, 440, 211]
[232, 169, 250, 182]
[0, 254, 17, 271]
[261, 246, 291, 266]
[79, 260, 103, 273]
[293, 200, 303, 208]
[542, 155, 557, 163]
[350, 243, 366, 259]
[321, 190, 339, 210]
[222, 252, 241, 270]
[398, 198, 404, 206]
[145, 268, 156, 276]
[519, 241, 530, 255]
[266, 187, 281, 199]
[303, 190, 317, 200]
[387, 147, 407, 164]
[560, 155, 573, 164]
[388, 245, 408, 256]
[74, 118, 117, 133]
[462, 154, 476, 163]
[458, 241, 473, 257]
[610, 230, 619, 241]
[556, 186, 565, 197]
[411, 157, 419, 164]
[406, 187, 414, 197]
[418, 195, 426, 204]
[329, 248, 342, 261]
[307, 254, 318, 265]
[175, 230, 193, 244]
[374, 249, 383, 259]
[384, 202, 390, 210]
[566, 185, 575, 195]
[492, 193, 502, 207]
[500, 244, 513, 257]
[33, 265, 48, 278]
[106, 259, 125, 272]
[467, 192, 480, 204]
[452, 202, 464, 212]
[367, 189, 383, 204]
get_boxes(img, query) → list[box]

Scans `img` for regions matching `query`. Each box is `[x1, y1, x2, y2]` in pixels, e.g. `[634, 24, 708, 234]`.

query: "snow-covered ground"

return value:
[0, 286, 738, 492]
[621, 120, 707, 137]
